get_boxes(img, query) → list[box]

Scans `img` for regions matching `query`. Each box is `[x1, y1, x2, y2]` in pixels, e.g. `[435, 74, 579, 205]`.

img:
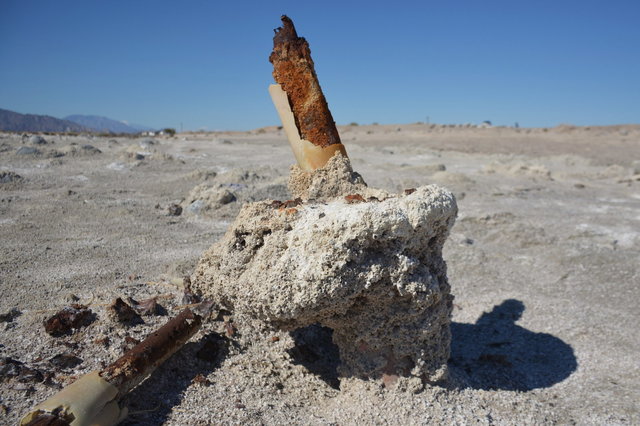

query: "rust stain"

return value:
[345, 194, 366, 203]
[269, 15, 341, 149]
[99, 308, 202, 396]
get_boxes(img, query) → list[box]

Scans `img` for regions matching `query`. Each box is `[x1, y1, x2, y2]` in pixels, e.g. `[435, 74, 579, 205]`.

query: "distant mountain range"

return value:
[0, 108, 155, 134]
[64, 115, 154, 134]
[0, 108, 89, 133]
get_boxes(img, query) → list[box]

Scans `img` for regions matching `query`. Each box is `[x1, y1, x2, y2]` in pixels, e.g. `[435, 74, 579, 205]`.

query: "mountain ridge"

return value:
[64, 114, 154, 134]
[0, 108, 155, 133]
[0, 108, 89, 132]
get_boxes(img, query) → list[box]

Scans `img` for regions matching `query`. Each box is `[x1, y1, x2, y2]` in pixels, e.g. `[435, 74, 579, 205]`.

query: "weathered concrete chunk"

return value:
[192, 154, 457, 383]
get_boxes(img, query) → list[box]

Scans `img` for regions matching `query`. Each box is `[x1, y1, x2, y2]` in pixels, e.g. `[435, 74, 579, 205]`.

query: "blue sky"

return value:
[1, 0, 639, 130]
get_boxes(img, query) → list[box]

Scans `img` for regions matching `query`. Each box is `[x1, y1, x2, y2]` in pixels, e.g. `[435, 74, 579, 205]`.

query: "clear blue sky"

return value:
[1, 0, 639, 130]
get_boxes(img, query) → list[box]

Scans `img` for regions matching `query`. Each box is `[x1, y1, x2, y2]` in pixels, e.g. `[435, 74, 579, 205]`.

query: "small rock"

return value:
[193, 300, 216, 318]
[186, 199, 206, 214]
[167, 204, 182, 216]
[131, 297, 162, 316]
[29, 135, 47, 145]
[224, 321, 235, 337]
[139, 138, 156, 149]
[455, 236, 474, 245]
[124, 336, 140, 346]
[121, 335, 141, 352]
[81, 144, 101, 154]
[218, 189, 236, 205]
[182, 276, 201, 305]
[182, 290, 200, 305]
[187, 169, 217, 181]
[16, 146, 41, 156]
[107, 162, 126, 171]
[64, 293, 80, 303]
[93, 336, 110, 347]
[344, 194, 365, 203]
[183, 185, 237, 215]
[0, 308, 21, 323]
[46, 149, 65, 158]
[44, 304, 94, 337]
[108, 298, 142, 325]
[49, 353, 83, 370]
[0, 357, 44, 383]
[192, 374, 211, 386]
[0, 171, 22, 184]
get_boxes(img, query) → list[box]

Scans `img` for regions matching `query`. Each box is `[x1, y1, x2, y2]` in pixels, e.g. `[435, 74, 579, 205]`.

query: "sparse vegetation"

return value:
[163, 128, 176, 137]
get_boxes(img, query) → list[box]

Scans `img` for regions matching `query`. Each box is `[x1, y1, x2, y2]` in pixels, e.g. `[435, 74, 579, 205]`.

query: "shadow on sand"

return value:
[121, 332, 228, 425]
[288, 323, 341, 390]
[449, 299, 577, 391]
[120, 298, 576, 423]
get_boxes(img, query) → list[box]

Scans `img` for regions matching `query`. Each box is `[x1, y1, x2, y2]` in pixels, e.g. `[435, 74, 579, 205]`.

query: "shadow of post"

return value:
[449, 299, 577, 391]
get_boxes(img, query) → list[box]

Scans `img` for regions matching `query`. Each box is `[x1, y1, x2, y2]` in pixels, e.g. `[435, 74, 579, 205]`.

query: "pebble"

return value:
[0, 308, 21, 323]
[28, 135, 47, 145]
[168, 204, 183, 216]
[49, 353, 83, 369]
[107, 162, 126, 171]
[187, 199, 206, 214]
[81, 144, 101, 154]
[0, 171, 22, 183]
[64, 293, 80, 303]
[16, 146, 40, 155]
[139, 138, 156, 149]
[108, 297, 142, 325]
[0, 357, 45, 383]
[43, 304, 94, 336]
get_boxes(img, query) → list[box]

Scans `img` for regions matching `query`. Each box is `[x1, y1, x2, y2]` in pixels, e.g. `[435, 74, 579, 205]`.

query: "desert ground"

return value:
[1, 123, 639, 425]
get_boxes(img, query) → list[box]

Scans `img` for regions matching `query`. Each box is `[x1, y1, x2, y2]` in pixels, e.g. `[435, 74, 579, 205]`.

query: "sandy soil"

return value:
[1, 123, 639, 425]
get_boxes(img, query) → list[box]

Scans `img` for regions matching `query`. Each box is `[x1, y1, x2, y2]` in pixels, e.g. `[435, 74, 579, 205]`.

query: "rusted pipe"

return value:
[21, 307, 204, 426]
[100, 307, 202, 397]
[269, 15, 347, 171]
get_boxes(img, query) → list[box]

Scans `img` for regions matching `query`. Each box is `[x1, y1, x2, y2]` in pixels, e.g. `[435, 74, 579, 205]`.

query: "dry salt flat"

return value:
[1, 123, 639, 424]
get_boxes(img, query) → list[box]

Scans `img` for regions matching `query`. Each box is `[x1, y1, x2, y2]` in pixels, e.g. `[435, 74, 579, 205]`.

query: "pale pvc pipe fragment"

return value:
[19, 370, 127, 426]
[20, 307, 205, 425]
[269, 83, 347, 172]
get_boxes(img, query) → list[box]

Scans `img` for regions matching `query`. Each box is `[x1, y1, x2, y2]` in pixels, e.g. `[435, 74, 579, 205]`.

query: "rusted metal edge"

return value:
[269, 83, 347, 171]
[21, 307, 206, 426]
[269, 15, 342, 150]
[100, 307, 202, 397]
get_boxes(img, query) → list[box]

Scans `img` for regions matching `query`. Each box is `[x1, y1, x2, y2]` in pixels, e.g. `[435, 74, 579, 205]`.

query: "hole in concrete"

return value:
[288, 323, 341, 389]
